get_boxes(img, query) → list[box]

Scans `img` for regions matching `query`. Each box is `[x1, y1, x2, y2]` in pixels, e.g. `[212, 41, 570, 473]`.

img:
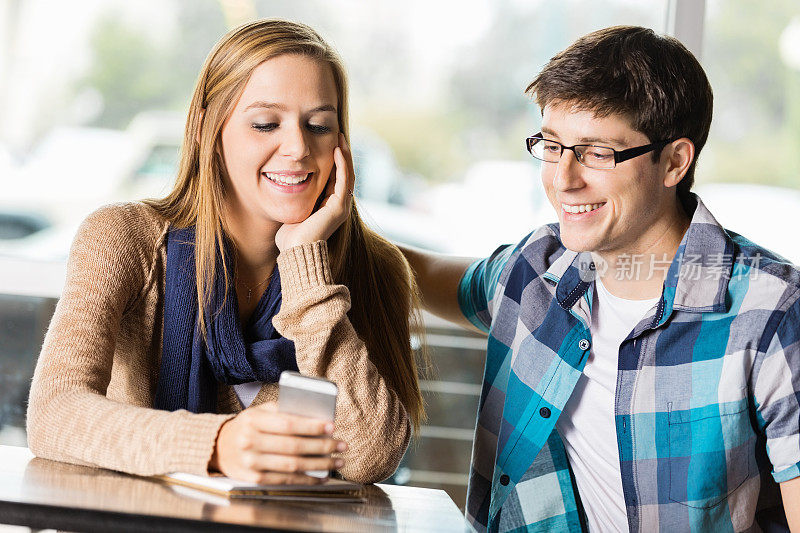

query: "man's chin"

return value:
[559, 233, 598, 253]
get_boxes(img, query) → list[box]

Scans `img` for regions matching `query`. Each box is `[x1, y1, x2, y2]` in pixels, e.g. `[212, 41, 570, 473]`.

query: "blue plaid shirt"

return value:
[458, 195, 800, 532]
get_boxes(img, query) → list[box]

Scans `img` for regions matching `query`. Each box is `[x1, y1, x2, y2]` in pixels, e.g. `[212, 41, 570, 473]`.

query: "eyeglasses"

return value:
[525, 133, 672, 170]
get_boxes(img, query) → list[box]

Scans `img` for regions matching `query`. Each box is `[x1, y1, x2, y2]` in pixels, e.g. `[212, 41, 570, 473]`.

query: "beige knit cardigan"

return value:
[26, 203, 410, 483]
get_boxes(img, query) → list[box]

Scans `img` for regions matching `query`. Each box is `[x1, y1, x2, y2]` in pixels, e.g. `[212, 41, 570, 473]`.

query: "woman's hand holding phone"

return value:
[209, 403, 347, 484]
[275, 133, 355, 252]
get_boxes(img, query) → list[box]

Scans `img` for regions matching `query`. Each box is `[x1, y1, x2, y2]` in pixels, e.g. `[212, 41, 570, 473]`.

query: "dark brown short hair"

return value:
[526, 25, 713, 199]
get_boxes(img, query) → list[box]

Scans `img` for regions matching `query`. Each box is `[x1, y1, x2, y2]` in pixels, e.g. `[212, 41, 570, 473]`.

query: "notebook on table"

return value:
[154, 472, 365, 502]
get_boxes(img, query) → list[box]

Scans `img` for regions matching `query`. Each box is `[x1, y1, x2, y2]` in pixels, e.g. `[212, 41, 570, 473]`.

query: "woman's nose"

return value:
[280, 125, 311, 160]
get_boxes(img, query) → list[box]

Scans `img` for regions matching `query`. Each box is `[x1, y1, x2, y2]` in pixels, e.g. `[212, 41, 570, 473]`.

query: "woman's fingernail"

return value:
[335, 459, 344, 468]
[337, 442, 347, 452]
[324, 423, 334, 434]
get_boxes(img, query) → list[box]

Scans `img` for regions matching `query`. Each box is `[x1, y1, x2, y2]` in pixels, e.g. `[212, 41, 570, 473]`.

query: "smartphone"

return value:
[278, 371, 338, 478]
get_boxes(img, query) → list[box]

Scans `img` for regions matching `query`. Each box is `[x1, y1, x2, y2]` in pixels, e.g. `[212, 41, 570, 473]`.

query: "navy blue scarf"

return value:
[154, 226, 297, 413]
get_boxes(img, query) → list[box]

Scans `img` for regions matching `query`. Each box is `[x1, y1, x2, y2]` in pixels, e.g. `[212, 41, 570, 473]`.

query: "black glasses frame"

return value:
[525, 133, 673, 169]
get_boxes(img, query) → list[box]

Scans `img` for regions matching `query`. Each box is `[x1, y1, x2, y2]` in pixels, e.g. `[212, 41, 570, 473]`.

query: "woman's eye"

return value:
[307, 124, 332, 134]
[252, 123, 278, 132]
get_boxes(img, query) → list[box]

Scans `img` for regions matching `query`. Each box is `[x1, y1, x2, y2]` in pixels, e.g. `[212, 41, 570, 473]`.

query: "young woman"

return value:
[26, 19, 425, 485]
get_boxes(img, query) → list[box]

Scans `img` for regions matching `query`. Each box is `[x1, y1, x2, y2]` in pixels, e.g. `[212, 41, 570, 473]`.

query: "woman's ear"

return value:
[663, 138, 694, 189]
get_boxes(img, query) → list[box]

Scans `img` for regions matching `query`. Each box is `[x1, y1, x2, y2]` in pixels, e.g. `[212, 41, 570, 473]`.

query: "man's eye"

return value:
[252, 123, 278, 132]
[307, 124, 332, 134]
[543, 143, 561, 153]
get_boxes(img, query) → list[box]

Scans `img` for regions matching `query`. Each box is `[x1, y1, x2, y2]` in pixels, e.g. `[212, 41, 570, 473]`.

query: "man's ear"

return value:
[196, 109, 205, 144]
[663, 138, 695, 188]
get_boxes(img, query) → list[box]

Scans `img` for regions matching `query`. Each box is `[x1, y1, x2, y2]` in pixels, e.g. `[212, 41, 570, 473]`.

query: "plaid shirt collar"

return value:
[542, 194, 736, 322]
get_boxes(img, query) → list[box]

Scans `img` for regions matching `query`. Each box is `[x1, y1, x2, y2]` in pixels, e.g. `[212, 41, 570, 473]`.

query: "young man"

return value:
[402, 26, 800, 532]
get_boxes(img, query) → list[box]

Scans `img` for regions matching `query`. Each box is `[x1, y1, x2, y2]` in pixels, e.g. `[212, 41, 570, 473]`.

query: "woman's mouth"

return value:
[262, 171, 312, 185]
[261, 171, 313, 192]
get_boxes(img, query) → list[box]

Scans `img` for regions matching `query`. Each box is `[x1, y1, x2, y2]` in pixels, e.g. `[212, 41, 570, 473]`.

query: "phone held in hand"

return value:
[278, 371, 338, 478]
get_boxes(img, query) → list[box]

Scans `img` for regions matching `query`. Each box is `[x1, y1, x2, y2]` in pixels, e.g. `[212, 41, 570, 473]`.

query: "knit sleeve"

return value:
[272, 241, 411, 484]
[26, 205, 234, 476]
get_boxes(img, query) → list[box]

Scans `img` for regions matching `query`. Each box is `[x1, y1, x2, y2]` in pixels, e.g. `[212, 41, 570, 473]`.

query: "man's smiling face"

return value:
[540, 102, 678, 257]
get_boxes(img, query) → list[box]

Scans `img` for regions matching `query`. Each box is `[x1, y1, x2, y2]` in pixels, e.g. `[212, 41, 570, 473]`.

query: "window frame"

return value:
[666, 0, 707, 60]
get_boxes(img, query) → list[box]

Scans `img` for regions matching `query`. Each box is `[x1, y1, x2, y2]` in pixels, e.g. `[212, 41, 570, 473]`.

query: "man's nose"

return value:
[552, 149, 585, 191]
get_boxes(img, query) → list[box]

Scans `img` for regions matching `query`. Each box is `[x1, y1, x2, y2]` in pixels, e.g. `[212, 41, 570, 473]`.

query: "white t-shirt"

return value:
[233, 382, 263, 408]
[555, 277, 659, 532]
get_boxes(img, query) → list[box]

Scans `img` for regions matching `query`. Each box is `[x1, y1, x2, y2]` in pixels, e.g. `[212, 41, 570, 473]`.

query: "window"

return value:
[696, 0, 800, 263]
[0, 0, 669, 263]
[7, 0, 796, 511]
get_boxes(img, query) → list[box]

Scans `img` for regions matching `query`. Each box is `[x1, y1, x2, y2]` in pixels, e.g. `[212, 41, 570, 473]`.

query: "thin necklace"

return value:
[237, 265, 272, 304]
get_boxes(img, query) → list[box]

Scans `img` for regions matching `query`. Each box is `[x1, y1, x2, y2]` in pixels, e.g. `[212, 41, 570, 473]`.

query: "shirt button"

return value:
[499, 474, 510, 486]
[578, 339, 591, 351]
[539, 407, 551, 418]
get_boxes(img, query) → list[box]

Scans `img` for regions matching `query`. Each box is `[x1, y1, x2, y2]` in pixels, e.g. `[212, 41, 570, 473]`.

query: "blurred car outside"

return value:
[0, 112, 451, 267]
[0, 111, 182, 261]
[351, 129, 451, 252]
[3, 121, 798, 269]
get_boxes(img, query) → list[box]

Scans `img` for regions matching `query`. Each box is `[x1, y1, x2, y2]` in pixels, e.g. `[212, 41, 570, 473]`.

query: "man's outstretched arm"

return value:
[398, 244, 478, 330]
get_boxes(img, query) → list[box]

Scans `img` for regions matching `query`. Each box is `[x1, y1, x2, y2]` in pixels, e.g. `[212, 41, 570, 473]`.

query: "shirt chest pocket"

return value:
[667, 395, 757, 509]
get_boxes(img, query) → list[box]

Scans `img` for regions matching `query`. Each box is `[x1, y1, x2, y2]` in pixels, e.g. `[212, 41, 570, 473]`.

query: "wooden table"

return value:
[0, 446, 470, 532]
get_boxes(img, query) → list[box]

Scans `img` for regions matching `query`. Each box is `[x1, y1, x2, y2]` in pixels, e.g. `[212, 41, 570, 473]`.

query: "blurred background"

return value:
[0, 0, 799, 511]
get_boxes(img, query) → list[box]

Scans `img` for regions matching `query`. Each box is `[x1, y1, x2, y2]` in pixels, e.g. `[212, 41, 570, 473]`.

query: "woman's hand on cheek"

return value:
[275, 133, 354, 252]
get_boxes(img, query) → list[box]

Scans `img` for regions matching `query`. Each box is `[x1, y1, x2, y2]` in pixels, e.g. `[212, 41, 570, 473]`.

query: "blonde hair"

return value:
[145, 19, 426, 431]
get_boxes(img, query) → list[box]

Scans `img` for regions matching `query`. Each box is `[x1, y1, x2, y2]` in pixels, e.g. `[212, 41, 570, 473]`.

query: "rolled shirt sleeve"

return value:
[458, 244, 515, 333]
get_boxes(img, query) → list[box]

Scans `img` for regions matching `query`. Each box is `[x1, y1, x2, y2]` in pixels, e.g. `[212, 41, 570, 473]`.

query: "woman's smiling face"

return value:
[220, 53, 340, 226]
